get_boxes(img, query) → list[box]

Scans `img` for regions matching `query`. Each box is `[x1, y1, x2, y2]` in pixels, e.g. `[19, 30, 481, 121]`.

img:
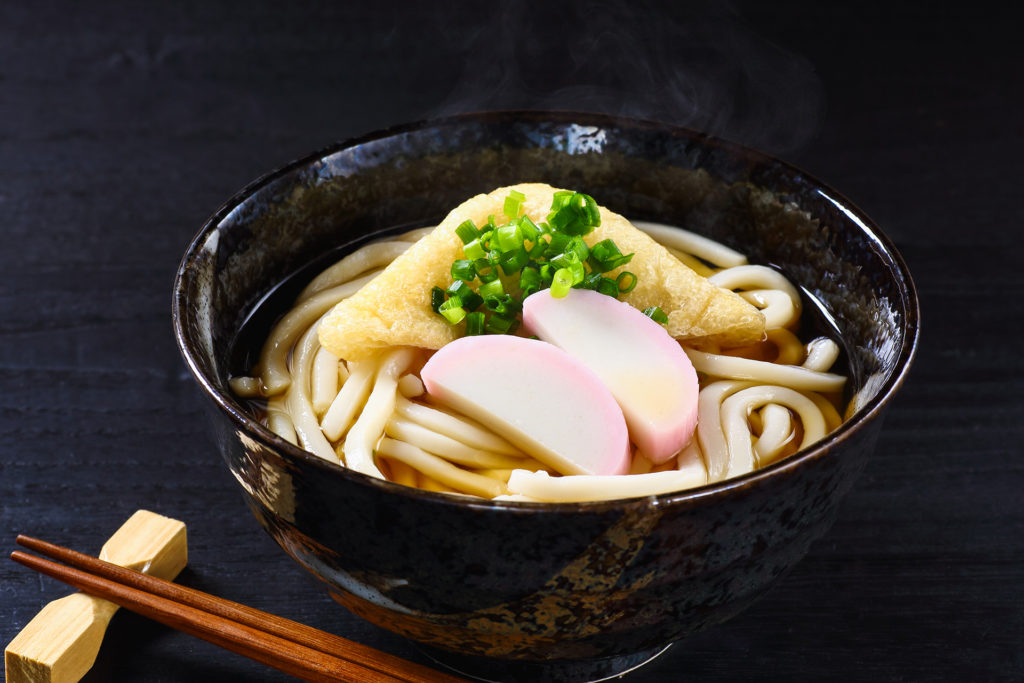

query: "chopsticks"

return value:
[10, 535, 468, 683]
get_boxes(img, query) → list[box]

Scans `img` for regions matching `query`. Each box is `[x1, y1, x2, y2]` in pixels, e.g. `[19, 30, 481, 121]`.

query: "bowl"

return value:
[173, 111, 918, 681]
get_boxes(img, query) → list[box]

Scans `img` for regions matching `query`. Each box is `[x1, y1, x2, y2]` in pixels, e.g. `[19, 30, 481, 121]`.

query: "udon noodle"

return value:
[231, 220, 846, 502]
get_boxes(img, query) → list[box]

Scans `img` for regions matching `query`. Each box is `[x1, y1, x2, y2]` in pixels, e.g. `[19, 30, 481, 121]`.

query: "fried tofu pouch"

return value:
[319, 183, 764, 360]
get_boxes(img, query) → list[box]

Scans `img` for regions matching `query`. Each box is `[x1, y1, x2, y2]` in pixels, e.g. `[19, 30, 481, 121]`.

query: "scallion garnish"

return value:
[589, 238, 634, 272]
[463, 238, 486, 260]
[455, 219, 479, 244]
[616, 271, 638, 293]
[551, 268, 573, 298]
[478, 278, 505, 299]
[520, 266, 542, 296]
[439, 297, 467, 324]
[465, 311, 485, 335]
[597, 276, 619, 298]
[432, 189, 637, 333]
[430, 286, 445, 313]
[447, 280, 483, 311]
[451, 259, 476, 282]
[485, 314, 519, 335]
[503, 189, 526, 219]
[643, 306, 668, 324]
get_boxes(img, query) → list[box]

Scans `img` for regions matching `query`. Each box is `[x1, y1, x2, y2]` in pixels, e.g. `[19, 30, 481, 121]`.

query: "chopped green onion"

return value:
[498, 247, 530, 275]
[580, 272, 602, 290]
[597, 276, 619, 298]
[581, 193, 600, 226]
[520, 266, 542, 296]
[455, 219, 479, 244]
[590, 239, 620, 262]
[430, 286, 445, 312]
[568, 259, 586, 286]
[465, 311, 485, 335]
[517, 215, 540, 242]
[439, 297, 466, 324]
[550, 190, 573, 211]
[547, 192, 601, 237]
[447, 280, 483, 311]
[463, 238, 486, 260]
[485, 314, 519, 335]
[549, 249, 580, 271]
[474, 259, 499, 283]
[551, 268, 573, 297]
[503, 190, 526, 219]
[527, 239, 548, 259]
[484, 294, 522, 316]
[478, 279, 504, 298]
[589, 238, 634, 272]
[545, 232, 570, 257]
[566, 236, 589, 262]
[451, 259, 476, 281]
[616, 271, 637, 293]
[494, 223, 523, 252]
[539, 263, 555, 286]
[643, 306, 668, 324]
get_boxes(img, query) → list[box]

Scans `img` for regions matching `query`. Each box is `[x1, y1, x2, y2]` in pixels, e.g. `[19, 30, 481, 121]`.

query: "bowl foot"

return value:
[415, 642, 673, 683]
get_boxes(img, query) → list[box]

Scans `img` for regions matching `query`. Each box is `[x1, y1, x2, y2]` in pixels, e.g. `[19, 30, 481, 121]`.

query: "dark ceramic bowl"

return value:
[173, 111, 918, 681]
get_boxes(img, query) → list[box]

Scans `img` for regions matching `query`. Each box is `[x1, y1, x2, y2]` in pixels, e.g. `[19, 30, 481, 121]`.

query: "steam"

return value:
[429, 0, 823, 154]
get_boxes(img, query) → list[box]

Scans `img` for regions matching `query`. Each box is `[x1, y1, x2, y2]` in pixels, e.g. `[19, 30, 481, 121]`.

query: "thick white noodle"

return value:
[397, 374, 425, 398]
[633, 221, 748, 268]
[676, 437, 704, 469]
[394, 396, 522, 455]
[299, 241, 411, 301]
[753, 403, 795, 462]
[396, 226, 435, 243]
[664, 246, 715, 277]
[320, 358, 377, 441]
[311, 346, 340, 416]
[259, 272, 377, 395]
[675, 442, 709, 487]
[285, 325, 338, 463]
[341, 348, 416, 478]
[803, 337, 840, 372]
[376, 437, 508, 498]
[721, 386, 827, 473]
[229, 376, 262, 398]
[383, 417, 527, 469]
[739, 289, 798, 330]
[696, 380, 757, 481]
[628, 452, 654, 475]
[266, 395, 297, 445]
[507, 467, 708, 502]
[806, 391, 844, 432]
[684, 348, 846, 393]
[766, 328, 804, 365]
[708, 265, 802, 311]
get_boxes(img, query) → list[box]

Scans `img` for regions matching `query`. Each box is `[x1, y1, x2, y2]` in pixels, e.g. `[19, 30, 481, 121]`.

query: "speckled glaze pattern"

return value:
[173, 112, 919, 675]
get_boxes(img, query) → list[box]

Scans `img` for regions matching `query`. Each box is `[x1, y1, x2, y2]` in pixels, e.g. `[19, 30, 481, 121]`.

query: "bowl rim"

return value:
[172, 109, 921, 513]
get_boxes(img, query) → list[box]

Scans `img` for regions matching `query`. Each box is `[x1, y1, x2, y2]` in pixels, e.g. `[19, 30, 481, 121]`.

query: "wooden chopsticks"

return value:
[11, 536, 468, 683]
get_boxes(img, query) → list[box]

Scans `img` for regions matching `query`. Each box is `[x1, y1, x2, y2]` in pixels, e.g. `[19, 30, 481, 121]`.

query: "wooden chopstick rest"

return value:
[4, 510, 187, 683]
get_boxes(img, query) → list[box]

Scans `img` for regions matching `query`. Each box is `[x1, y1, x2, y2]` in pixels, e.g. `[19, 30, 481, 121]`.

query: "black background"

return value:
[2, 2, 1021, 681]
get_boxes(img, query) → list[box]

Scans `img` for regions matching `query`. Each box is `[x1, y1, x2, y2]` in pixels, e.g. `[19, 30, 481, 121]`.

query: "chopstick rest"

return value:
[4, 510, 187, 683]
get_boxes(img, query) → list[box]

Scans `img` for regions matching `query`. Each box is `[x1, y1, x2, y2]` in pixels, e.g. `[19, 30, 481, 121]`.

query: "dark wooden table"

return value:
[3, 2, 1021, 681]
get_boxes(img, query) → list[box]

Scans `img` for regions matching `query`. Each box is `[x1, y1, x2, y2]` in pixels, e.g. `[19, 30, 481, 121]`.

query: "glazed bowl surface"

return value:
[173, 111, 918, 679]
